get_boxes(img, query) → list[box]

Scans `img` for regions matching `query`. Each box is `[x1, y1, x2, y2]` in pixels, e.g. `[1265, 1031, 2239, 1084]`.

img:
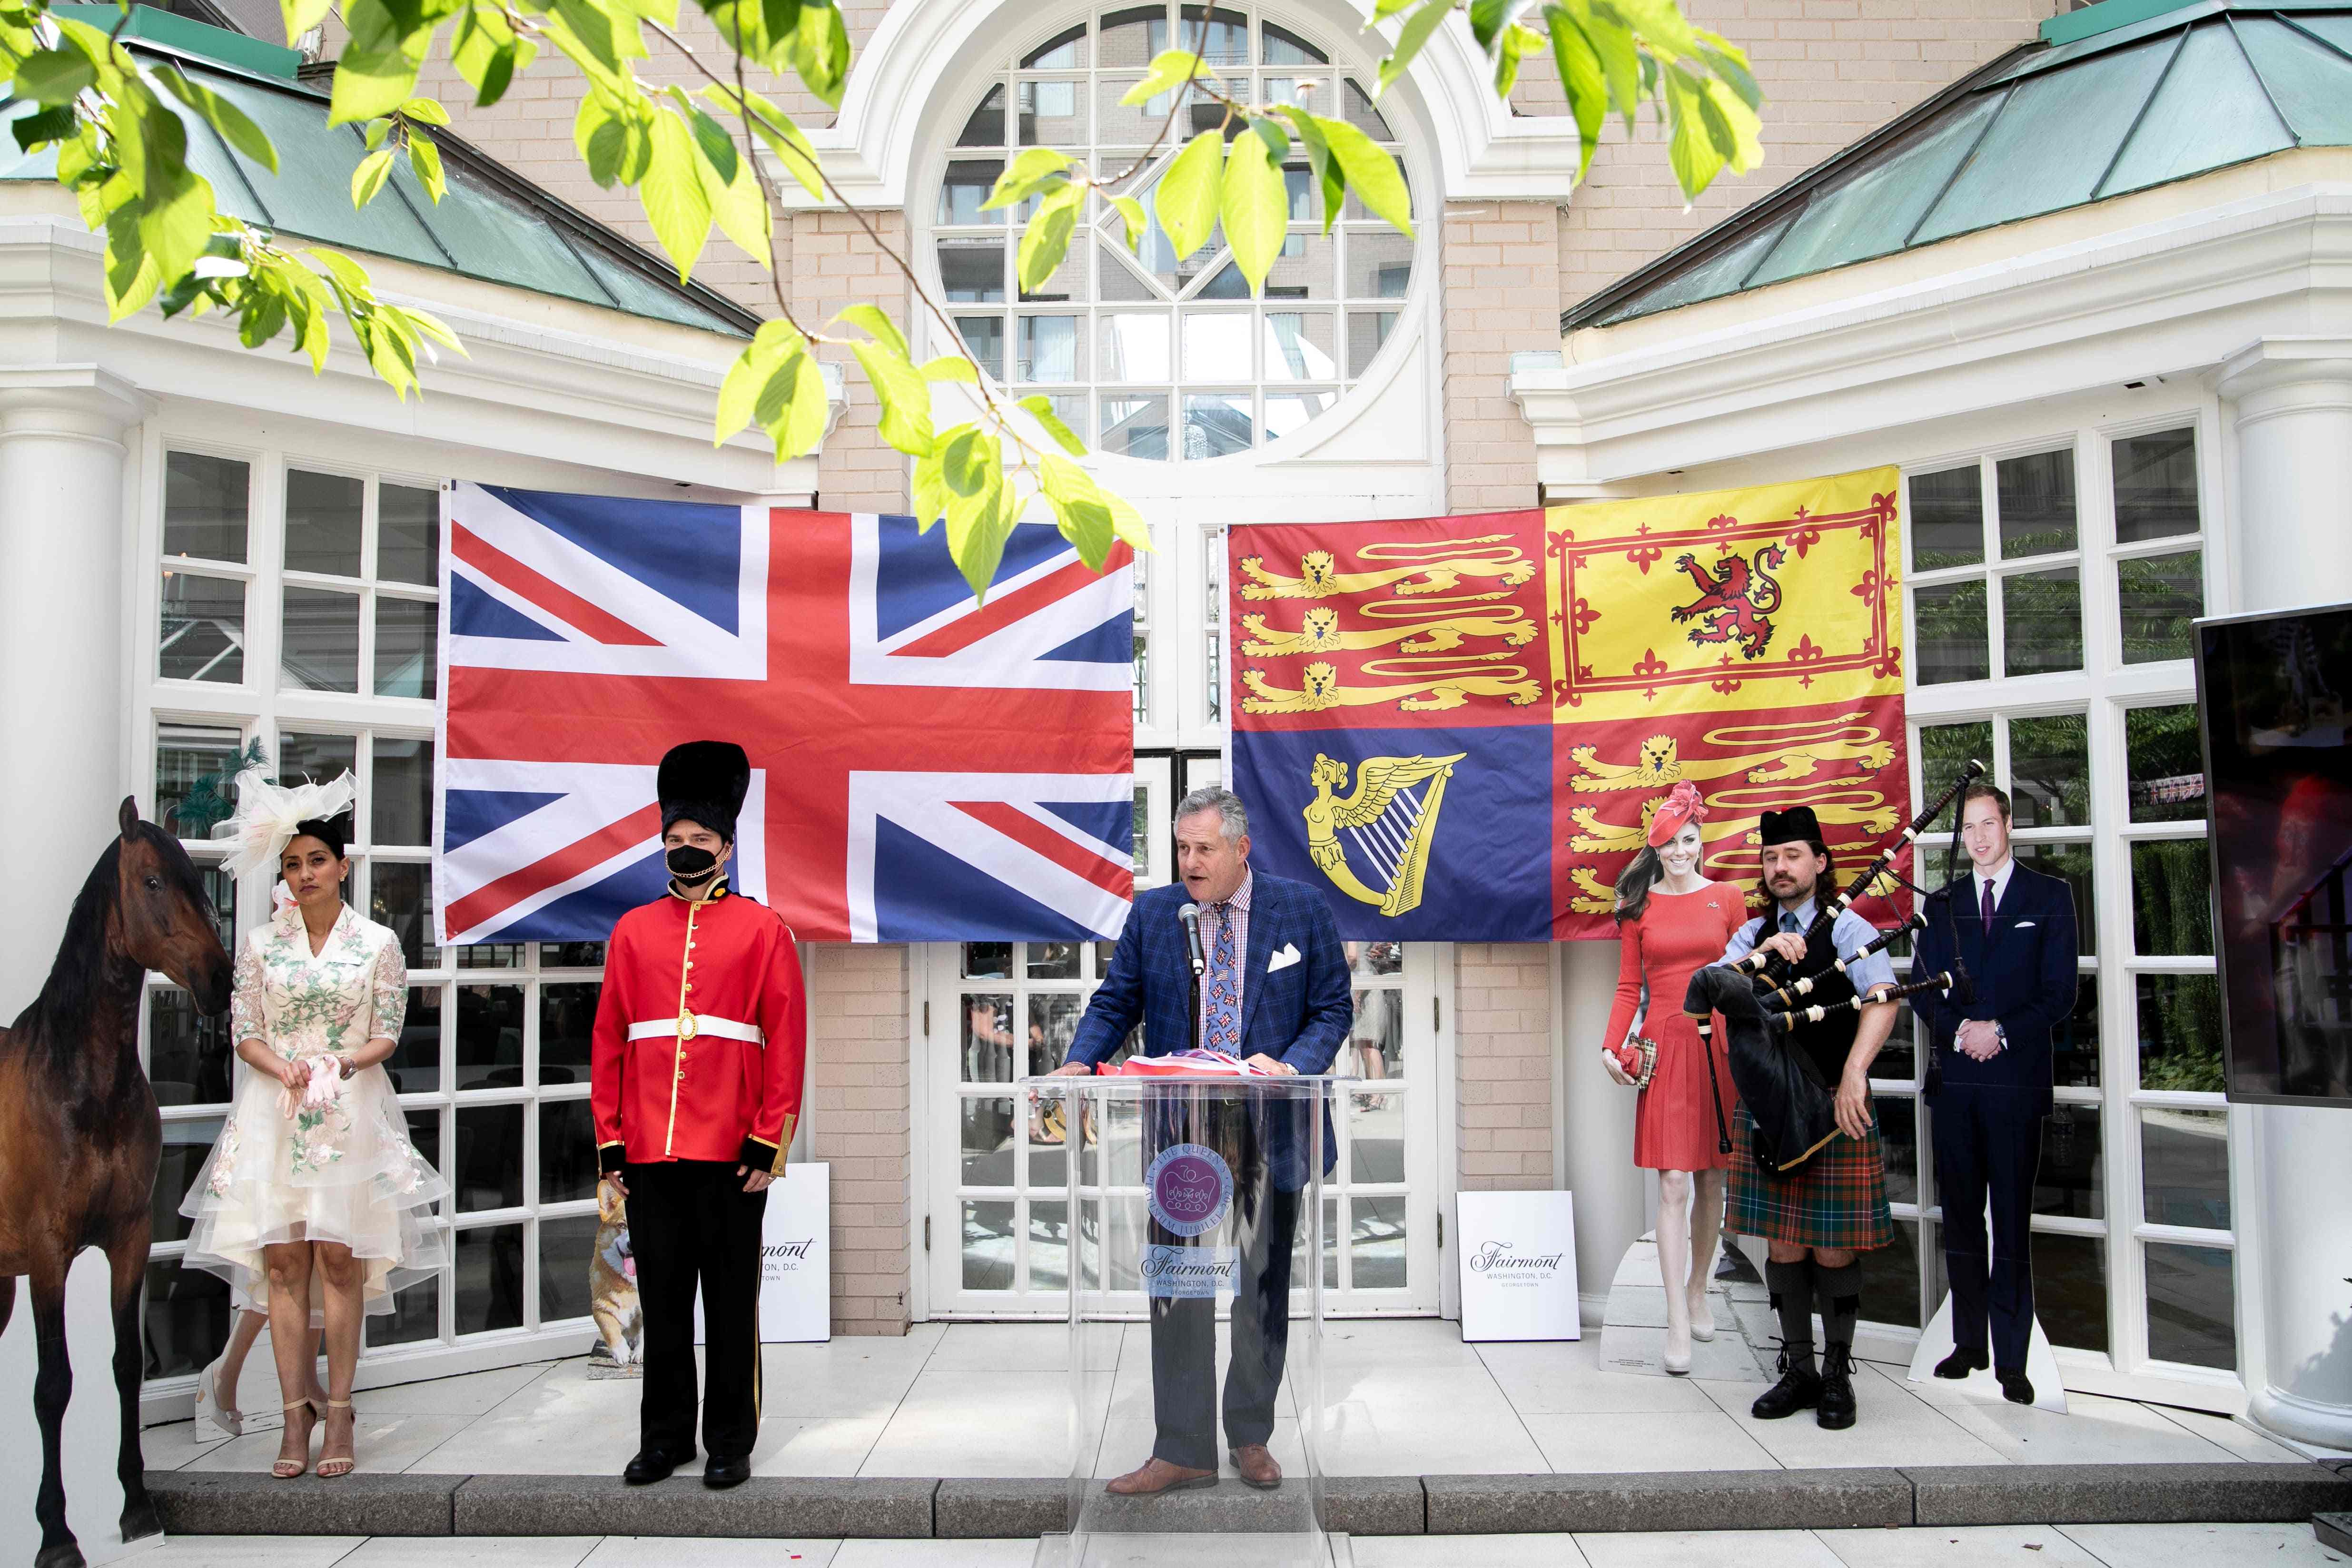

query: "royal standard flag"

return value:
[1227, 469, 1909, 941]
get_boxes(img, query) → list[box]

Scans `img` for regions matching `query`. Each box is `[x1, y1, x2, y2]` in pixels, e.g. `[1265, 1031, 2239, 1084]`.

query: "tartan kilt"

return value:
[1726, 1106, 1894, 1252]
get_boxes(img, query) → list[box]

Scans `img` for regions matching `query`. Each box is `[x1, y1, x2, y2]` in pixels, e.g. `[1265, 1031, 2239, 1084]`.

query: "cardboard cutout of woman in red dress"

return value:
[1599, 782, 1747, 1374]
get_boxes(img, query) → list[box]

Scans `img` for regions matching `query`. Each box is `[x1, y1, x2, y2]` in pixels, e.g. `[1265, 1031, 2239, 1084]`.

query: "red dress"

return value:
[1602, 885, 1749, 1172]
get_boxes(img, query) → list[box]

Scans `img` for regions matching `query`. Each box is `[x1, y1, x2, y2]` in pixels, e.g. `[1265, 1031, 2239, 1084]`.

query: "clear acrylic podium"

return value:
[1025, 1074, 1336, 1568]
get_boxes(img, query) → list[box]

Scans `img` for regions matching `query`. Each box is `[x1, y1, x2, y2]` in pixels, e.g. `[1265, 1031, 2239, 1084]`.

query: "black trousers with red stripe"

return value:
[627, 1159, 767, 1460]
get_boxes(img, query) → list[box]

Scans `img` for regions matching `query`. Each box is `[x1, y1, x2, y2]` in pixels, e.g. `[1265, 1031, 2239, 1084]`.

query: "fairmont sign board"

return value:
[1456, 1190, 1580, 1342]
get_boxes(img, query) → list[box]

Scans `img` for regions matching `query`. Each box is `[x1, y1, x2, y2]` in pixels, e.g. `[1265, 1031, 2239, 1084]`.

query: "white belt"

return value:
[627, 1014, 763, 1044]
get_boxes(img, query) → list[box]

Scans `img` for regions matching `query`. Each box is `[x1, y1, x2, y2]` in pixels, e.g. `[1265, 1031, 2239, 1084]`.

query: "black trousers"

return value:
[627, 1159, 767, 1460]
[1930, 1088, 2043, 1372]
[1149, 1178, 1298, 1471]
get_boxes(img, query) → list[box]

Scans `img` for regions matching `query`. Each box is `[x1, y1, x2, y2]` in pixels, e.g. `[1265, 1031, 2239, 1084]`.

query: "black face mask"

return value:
[666, 844, 721, 884]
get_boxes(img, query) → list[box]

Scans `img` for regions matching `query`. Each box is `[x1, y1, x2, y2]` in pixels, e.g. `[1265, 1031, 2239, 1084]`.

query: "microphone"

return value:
[1177, 902, 1206, 977]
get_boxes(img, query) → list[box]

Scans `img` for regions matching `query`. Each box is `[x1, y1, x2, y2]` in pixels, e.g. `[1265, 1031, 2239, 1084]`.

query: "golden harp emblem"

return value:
[1303, 751, 1466, 918]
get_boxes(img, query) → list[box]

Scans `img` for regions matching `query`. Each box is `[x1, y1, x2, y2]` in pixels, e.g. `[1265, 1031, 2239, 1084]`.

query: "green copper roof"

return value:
[1566, 3, 2352, 332]
[2, 36, 757, 337]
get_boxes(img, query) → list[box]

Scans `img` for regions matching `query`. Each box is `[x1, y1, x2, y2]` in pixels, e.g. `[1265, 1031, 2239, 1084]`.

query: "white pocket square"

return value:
[1266, 943, 1302, 972]
[2016, 921, 2036, 928]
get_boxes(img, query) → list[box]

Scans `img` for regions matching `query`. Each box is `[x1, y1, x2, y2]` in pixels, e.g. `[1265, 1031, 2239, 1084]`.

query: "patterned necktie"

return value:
[1204, 902, 1239, 1053]
[1981, 879, 1996, 937]
[1780, 911, 1801, 936]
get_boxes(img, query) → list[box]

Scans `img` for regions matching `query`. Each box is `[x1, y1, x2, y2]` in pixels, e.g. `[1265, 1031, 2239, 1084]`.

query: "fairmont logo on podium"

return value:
[761, 1239, 816, 1272]
[1468, 1239, 1565, 1279]
[1140, 1244, 1237, 1299]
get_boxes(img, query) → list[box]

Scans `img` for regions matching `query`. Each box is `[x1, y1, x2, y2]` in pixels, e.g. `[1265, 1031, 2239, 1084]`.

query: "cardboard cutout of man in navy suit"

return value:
[1053, 784, 1352, 1496]
[1909, 782, 2079, 1404]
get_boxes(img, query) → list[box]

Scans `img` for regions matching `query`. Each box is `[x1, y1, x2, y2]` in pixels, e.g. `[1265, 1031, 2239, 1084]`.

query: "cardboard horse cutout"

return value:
[1, 800, 232, 1568]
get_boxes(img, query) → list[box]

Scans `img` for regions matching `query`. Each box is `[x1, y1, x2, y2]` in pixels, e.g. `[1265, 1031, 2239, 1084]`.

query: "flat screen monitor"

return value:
[2196, 602, 2352, 1106]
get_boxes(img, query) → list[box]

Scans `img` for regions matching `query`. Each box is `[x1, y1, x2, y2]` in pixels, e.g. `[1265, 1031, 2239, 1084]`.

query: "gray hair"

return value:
[1175, 784, 1249, 844]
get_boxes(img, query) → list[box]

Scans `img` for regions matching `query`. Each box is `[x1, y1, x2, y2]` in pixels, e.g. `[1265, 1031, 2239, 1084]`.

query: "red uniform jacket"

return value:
[592, 880, 806, 1175]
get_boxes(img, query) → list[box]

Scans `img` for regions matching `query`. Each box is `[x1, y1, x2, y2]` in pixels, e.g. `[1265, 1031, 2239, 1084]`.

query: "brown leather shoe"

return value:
[1105, 1457, 1217, 1496]
[1230, 1443, 1282, 1489]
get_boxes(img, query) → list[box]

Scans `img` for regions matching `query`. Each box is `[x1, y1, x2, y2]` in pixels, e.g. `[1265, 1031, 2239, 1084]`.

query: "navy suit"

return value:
[1910, 860, 2078, 1372]
[1064, 871, 1351, 1470]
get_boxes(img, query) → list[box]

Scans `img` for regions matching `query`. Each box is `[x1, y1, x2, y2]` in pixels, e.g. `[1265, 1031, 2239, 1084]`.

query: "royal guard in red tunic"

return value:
[592, 740, 805, 1490]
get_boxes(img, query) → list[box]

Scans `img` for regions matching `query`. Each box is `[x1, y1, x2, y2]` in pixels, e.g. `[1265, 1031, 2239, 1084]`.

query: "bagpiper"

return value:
[592, 740, 806, 1489]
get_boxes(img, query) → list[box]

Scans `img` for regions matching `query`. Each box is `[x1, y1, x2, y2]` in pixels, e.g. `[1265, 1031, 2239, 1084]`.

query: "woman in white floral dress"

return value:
[182, 787, 447, 1480]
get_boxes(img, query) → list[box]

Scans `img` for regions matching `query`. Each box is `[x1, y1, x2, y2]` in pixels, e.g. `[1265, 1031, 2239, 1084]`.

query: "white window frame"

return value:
[1891, 402, 2245, 1412]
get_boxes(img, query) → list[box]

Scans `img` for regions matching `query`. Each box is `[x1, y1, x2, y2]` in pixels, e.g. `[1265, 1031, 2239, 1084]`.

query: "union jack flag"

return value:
[435, 483, 1136, 946]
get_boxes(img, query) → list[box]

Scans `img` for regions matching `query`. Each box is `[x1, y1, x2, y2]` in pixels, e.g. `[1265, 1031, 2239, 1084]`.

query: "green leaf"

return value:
[1249, 114, 1289, 162]
[716, 319, 800, 443]
[398, 95, 452, 127]
[1579, 4, 1642, 129]
[1606, 0, 1700, 59]
[10, 105, 76, 153]
[787, 0, 850, 109]
[1120, 48, 1206, 106]
[1038, 455, 1114, 569]
[981, 145, 1070, 211]
[1277, 107, 1342, 234]
[13, 48, 96, 102]
[1019, 394, 1087, 457]
[640, 108, 713, 280]
[1108, 194, 1147, 250]
[1016, 178, 1082, 294]
[1467, 0, 1531, 51]
[1377, 0, 1450, 98]
[364, 116, 394, 151]
[1154, 129, 1223, 263]
[1494, 21, 1540, 97]
[850, 338, 934, 457]
[1219, 118, 1284, 296]
[705, 147, 771, 265]
[329, 0, 433, 126]
[281, 0, 335, 42]
[763, 344, 828, 458]
[710, 85, 822, 201]
[1372, 0, 1418, 18]
[407, 132, 445, 203]
[677, 93, 740, 185]
[154, 62, 280, 172]
[1661, 67, 1720, 202]
[1545, 9, 1606, 179]
[833, 303, 908, 359]
[351, 147, 395, 208]
[1317, 111, 1412, 236]
[1696, 31, 1762, 110]
[919, 354, 979, 383]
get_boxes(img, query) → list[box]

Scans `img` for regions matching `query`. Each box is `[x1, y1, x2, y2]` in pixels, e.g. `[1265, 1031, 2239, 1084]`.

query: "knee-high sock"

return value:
[1767, 1258, 1816, 1373]
[1815, 1260, 1863, 1352]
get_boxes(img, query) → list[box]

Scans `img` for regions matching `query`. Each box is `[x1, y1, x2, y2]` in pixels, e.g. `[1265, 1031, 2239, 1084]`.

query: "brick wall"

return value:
[1439, 199, 1562, 515]
[1453, 943, 1555, 1190]
[786, 209, 915, 511]
[1555, 0, 2064, 308]
[808, 941, 913, 1334]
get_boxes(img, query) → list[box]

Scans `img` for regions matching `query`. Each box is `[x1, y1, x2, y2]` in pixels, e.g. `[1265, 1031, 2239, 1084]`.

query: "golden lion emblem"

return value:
[1241, 660, 1541, 713]
[1563, 718, 1898, 794]
[1240, 604, 1535, 658]
[1239, 536, 1536, 602]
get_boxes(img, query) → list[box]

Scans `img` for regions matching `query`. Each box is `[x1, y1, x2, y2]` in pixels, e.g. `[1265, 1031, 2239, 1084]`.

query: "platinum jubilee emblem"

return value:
[1142, 1142, 1237, 1299]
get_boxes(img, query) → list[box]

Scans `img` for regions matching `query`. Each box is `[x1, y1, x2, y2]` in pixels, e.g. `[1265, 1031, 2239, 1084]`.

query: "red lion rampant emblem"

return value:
[1669, 544, 1786, 660]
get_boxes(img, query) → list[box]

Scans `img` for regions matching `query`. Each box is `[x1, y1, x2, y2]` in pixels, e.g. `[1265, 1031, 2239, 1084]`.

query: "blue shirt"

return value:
[1718, 896, 1899, 997]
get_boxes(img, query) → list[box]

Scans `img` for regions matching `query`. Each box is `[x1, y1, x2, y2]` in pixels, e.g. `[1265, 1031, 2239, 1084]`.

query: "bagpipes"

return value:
[1754, 913, 1926, 1010]
[1766, 971, 1954, 1030]
[1728, 757, 1987, 985]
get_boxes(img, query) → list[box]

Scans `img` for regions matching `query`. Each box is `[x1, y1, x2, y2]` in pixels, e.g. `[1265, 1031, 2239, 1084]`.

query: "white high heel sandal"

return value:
[195, 1356, 242, 1438]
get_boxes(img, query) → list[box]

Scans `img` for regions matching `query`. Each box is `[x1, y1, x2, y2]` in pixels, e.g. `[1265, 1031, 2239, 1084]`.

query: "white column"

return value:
[0, 366, 145, 1013]
[2215, 337, 2352, 1450]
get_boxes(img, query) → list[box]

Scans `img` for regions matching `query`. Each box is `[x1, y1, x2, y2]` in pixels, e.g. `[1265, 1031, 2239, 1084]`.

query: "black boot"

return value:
[1935, 1346, 1987, 1380]
[1752, 1344, 1822, 1420]
[1997, 1369, 2036, 1405]
[1817, 1343, 1858, 1430]
[624, 1446, 690, 1485]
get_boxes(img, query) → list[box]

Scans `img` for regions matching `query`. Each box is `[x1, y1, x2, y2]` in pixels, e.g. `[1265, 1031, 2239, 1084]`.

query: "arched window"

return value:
[926, 4, 1418, 462]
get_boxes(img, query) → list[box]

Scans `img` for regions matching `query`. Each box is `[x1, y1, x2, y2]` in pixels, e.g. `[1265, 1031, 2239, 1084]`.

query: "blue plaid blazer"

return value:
[1065, 873, 1352, 1071]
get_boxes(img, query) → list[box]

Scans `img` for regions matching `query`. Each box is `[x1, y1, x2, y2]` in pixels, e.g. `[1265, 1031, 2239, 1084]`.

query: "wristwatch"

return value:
[1992, 1023, 2008, 1054]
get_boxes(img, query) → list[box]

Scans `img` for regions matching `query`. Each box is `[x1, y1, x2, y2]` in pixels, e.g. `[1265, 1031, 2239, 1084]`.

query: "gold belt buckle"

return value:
[677, 1009, 698, 1041]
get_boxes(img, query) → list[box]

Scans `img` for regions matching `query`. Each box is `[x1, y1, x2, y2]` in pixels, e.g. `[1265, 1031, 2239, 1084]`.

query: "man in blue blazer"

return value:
[1909, 782, 2079, 1404]
[1051, 784, 1352, 1495]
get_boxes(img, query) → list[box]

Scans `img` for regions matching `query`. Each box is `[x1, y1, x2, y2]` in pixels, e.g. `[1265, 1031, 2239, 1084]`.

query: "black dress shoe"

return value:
[1817, 1345, 1858, 1430]
[1934, 1346, 1988, 1380]
[623, 1448, 689, 1485]
[1751, 1348, 1823, 1420]
[704, 1455, 751, 1489]
[1997, 1369, 2035, 1405]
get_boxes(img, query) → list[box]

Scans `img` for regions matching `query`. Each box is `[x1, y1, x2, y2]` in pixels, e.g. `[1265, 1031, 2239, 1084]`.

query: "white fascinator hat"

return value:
[212, 768, 358, 884]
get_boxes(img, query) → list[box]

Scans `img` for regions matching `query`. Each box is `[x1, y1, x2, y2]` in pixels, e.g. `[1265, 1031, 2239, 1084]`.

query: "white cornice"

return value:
[1510, 182, 2352, 486]
[789, 0, 1590, 209]
[0, 214, 830, 493]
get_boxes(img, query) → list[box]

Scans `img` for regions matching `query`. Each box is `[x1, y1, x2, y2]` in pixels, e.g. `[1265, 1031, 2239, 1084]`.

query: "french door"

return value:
[916, 938, 1446, 1317]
